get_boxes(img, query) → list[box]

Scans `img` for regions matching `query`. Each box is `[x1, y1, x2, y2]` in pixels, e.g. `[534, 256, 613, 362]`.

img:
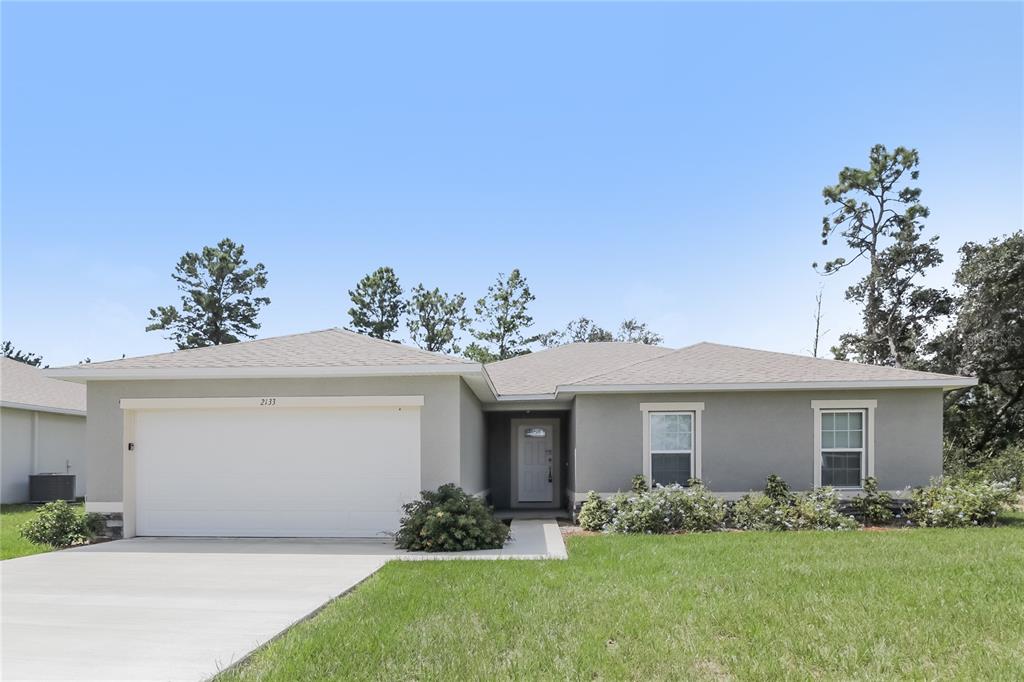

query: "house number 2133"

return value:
[260, 398, 277, 406]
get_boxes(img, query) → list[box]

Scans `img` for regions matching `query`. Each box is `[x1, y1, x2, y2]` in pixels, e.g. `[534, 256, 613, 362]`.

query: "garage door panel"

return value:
[134, 403, 420, 537]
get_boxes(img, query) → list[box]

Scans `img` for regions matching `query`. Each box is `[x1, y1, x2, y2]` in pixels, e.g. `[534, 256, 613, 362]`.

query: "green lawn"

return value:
[0, 503, 82, 560]
[221, 512, 1024, 681]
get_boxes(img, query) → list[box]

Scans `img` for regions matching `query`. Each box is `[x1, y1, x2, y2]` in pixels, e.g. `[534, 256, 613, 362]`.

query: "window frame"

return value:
[811, 400, 876, 489]
[641, 402, 704, 488]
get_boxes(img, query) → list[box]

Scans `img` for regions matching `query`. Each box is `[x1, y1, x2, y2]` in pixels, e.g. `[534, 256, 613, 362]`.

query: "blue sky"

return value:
[2, 2, 1021, 366]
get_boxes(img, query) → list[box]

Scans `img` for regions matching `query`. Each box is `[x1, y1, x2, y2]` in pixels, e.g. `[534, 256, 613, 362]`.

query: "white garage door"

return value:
[131, 398, 421, 537]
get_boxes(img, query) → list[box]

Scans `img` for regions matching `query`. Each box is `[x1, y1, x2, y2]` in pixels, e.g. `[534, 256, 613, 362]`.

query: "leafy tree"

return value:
[348, 267, 405, 340]
[540, 317, 614, 347]
[926, 231, 1024, 455]
[147, 238, 270, 349]
[617, 318, 663, 345]
[466, 269, 539, 362]
[406, 284, 469, 355]
[2, 341, 43, 367]
[816, 145, 949, 367]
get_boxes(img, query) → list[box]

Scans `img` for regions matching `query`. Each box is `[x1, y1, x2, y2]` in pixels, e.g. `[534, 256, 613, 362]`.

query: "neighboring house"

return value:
[2, 357, 87, 503]
[44, 328, 974, 538]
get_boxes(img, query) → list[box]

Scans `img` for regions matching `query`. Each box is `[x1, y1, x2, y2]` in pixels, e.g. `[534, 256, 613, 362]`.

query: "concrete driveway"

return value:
[1, 520, 565, 681]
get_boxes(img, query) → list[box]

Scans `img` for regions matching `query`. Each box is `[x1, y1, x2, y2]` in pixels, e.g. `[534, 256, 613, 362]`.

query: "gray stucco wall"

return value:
[572, 389, 944, 494]
[86, 375, 466, 503]
[458, 380, 486, 495]
[2, 408, 87, 503]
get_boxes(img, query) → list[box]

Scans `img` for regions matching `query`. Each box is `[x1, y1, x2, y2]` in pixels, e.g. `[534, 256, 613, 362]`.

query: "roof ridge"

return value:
[332, 328, 475, 364]
[691, 341, 955, 379]
[74, 327, 344, 368]
[565, 343, 679, 386]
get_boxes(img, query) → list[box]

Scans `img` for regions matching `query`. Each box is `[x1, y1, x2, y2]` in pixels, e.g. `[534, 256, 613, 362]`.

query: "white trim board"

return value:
[812, 400, 876, 489]
[119, 396, 424, 410]
[0, 401, 86, 417]
[44, 364, 482, 383]
[641, 402, 705, 485]
[561, 378, 975, 394]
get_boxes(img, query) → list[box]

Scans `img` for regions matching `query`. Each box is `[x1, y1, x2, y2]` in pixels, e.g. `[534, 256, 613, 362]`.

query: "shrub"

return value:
[631, 474, 649, 494]
[850, 476, 894, 525]
[19, 500, 98, 548]
[578, 491, 613, 531]
[907, 478, 1016, 528]
[395, 483, 509, 551]
[609, 484, 726, 534]
[791, 487, 858, 531]
[729, 493, 797, 531]
[764, 473, 793, 503]
[947, 445, 1024, 493]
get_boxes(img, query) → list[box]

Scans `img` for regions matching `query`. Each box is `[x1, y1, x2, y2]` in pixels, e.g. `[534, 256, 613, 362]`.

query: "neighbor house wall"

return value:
[572, 388, 943, 497]
[458, 379, 486, 496]
[86, 375, 466, 504]
[1, 407, 87, 502]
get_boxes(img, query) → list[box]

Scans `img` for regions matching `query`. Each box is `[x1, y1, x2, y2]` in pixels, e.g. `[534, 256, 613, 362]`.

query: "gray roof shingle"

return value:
[2, 358, 87, 413]
[60, 328, 475, 370]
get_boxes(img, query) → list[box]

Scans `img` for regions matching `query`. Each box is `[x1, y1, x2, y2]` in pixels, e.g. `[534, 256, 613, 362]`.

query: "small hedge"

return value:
[850, 476, 894, 525]
[608, 483, 726, 534]
[578, 491, 613, 531]
[395, 483, 509, 551]
[19, 500, 104, 548]
[907, 478, 1016, 527]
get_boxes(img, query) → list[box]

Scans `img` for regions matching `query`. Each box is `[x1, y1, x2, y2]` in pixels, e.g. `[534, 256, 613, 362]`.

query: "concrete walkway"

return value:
[1, 520, 566, 682]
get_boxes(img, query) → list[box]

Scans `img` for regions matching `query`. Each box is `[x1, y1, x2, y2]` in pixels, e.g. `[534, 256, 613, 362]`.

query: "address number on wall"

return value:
[259, 398, 277, 406]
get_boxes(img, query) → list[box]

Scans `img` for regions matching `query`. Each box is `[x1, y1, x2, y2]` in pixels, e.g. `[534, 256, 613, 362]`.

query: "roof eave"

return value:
[42, 363, 484, 384]
[0, 400, 87, 416]
[558, 377, 978, 395]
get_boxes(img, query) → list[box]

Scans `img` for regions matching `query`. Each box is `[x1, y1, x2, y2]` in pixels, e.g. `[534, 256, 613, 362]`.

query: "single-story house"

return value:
[2, 357, 88, 502]
[44, 328, 975, 538]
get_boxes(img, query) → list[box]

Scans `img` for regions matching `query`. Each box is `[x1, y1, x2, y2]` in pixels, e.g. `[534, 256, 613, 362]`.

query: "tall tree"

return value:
[926, 231, 1024, 455]
[617, 319, 663, 345]
[406, 284, 469, 355]
[540, 317, 614, 347]
[348, 267, 405, 340]
[146, 238, 270, 349]
[811, 285, 829, 358]
[2, 341, 43, 367]
[816, 144, 948, 367]
[465, 269, 539, 363]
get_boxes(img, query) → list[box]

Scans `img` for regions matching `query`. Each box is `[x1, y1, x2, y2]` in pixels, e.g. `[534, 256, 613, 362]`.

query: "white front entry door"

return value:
[132, 403, 421, 537]
[517, 424, 554, 502]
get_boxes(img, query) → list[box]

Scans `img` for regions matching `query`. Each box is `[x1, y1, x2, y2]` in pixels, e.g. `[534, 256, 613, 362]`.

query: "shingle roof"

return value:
[485, 342, 673, 396]
[60, 328, 475, 370]
[565, 342, 969, 388]
[1, 358, 87, 413]
[484, 341, 973, 396]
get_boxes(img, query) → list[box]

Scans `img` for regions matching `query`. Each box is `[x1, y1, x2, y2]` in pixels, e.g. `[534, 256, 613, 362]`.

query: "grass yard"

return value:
[221, 512, 1024, 681]
[0, 503, 81, 560]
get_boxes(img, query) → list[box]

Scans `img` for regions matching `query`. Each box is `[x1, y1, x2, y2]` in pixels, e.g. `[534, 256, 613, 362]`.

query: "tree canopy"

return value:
[541, 317, 663, 347]
[348, 267, 405, 340]
[407, 284, 469, 355]
[2, 341, 43, 367]
[146, 238, 270, 349]
[465, 269, 539, 363]
[817, 144, 948, 367]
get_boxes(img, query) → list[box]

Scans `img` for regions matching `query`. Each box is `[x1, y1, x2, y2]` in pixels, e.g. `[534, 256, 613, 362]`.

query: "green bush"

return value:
[908, 478, 1016, 528]
[946, 444, 1024, 493]
[850, 476, 895, 525]
[630, 474, 649, 494]
[729, 476, 856, 531]
[730, 493, 797, 530]
[395, 483, 509, 551]
[578, 491, 613, 531]
[19, 500, 100, 548]
[791, 487, 858, 531]
[608, 484, 726, 534]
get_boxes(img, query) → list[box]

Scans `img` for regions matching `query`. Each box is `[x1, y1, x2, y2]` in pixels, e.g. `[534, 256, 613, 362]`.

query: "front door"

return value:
[516, 423, 554, 502]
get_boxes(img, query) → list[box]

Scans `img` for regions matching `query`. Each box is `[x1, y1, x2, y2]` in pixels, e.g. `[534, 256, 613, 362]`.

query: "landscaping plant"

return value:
[577, 491, 612, 531]
[791, 487, 858, 530]
[630, 474, 649, 494]
[395, 483, 509, 551]
[729, 492, 797, 531]
[19, 500, 103, 548]
[607, 484, 726, 534]
[907, 478, 1016, 527]
[851, 476, 895, 525]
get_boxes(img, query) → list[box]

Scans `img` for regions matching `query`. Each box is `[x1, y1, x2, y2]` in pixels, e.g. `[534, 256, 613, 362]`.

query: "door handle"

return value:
[548, 466, 552, 483]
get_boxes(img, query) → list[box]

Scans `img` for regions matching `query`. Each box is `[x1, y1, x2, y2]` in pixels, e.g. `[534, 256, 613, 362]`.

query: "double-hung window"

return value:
[641, 403, 704, 487]
[649, 412, 694, 486]
[819, 409, 866, 487]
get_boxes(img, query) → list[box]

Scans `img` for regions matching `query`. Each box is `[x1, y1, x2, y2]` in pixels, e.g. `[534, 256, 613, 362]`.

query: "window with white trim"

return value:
[649, 412, 694, 486]
[820, 409, 865, 487]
